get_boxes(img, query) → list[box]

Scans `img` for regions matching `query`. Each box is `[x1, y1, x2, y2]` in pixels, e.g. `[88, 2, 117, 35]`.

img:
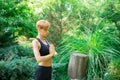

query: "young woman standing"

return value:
[32, 20, 57, 80]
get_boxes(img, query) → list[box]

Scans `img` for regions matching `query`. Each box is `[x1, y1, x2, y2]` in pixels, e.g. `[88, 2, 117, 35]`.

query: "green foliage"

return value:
[100, 0, 120, 32]
[0, 45, 33, 61]
[0, 57, 37, 80]
[53, 7, 120, 80]
[50, 0, 120, 79]
[52, 63, 70, 80]
[108, 58, 120, 79]
[0, 0, 37, 47]
[58, 23, 120, 80]
[31, 0, 79, 45]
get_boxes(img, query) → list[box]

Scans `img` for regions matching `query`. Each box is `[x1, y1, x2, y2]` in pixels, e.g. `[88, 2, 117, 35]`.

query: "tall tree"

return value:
[0, 0, 36, 47]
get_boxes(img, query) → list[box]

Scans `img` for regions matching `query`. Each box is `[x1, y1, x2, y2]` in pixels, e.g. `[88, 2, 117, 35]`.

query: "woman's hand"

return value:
[54, 51, 58, 56]
[49, 44, 57, 57]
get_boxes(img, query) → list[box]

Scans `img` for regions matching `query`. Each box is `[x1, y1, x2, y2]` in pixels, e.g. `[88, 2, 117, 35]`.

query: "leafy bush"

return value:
[108, 58, 120, 80]
[0, 59, 70, 80]
[0, 57, 37, 80]
[0, 45, 33, 61]
[52, 63, 70, 80]
[0, 0, 36, 47]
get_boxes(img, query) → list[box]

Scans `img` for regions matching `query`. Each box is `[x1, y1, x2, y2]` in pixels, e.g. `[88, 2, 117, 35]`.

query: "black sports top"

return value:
[36, 38, 50, 56]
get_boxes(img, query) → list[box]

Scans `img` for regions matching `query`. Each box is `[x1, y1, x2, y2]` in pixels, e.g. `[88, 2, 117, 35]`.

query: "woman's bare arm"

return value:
[49, 44, 58, 56]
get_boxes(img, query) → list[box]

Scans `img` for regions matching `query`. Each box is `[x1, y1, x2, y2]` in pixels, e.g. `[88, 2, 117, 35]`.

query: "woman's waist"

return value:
[38, 60, 52, 67]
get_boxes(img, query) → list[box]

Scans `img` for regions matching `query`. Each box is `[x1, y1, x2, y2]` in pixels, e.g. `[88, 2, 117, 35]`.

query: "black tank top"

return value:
[36, 38, 50, 56]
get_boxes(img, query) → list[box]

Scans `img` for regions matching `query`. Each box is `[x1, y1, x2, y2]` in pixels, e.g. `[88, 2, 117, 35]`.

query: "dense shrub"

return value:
[0, 57, 37, 80]
[108, 58, 120, 80]
[0, 0, 37, 47]
[0, 58, 70, 80]
[0, 45, 33, 61]
[52, 63, 70, 80]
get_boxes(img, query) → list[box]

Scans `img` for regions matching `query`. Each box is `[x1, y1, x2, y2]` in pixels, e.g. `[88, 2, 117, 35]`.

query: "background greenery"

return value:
[0, 0, 120, 80]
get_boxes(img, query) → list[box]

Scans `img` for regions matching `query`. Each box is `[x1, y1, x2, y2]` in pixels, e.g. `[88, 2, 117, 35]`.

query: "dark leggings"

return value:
[35, 66, 52, 80]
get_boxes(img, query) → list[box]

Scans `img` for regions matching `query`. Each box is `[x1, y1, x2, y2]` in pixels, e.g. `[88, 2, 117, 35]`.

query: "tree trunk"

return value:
[68, 52, 88, 80]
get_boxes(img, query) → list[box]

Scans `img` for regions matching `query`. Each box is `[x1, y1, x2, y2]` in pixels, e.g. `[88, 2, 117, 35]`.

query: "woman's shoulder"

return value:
[32, 39, 41, 47]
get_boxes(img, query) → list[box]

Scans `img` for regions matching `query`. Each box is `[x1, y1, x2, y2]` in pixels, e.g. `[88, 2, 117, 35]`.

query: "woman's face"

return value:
[36, 20, 50, 37]
[38, 27, 49, 37]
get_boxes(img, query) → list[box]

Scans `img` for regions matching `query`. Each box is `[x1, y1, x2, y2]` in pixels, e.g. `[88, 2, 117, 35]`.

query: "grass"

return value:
[54, 20, 120, 80]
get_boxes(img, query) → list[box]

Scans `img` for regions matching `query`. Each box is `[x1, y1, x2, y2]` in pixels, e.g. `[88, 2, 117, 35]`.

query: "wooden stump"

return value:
[68, 52, 88, 80]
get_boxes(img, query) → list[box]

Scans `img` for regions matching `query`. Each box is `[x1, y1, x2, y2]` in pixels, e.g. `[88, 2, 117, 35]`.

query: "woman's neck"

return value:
[37, 34, 45, 41]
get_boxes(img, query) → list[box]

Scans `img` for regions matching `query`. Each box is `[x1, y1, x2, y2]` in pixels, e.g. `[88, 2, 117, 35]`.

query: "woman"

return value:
[32, 20, 57, 80]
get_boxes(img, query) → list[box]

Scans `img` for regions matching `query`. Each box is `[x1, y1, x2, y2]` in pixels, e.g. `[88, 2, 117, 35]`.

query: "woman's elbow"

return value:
[36, 57, 42, 63]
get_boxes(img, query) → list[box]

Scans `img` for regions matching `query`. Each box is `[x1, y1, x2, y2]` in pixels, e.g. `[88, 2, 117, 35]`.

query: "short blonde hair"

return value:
[36, 20, 50, 30]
